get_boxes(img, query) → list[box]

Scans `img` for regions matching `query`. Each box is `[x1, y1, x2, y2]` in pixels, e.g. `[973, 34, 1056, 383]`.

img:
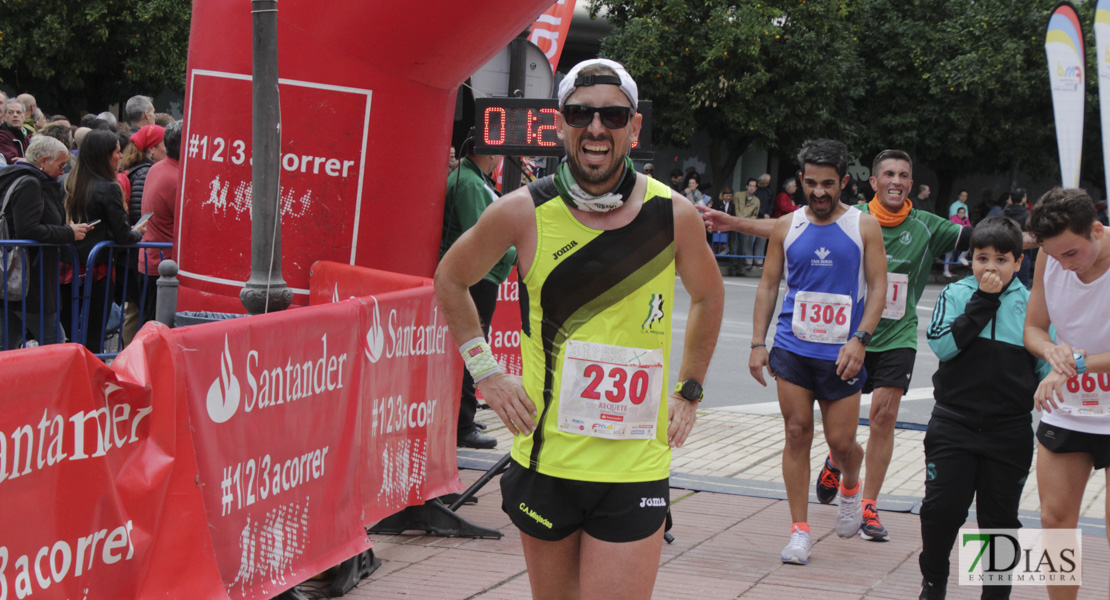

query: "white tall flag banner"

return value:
[1096, 1, 1110, 194]
[1046, 3, 1086, 188]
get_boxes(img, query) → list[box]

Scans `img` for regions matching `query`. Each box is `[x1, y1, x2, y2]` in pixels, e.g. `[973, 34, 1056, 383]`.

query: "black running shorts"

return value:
[768, 346, 867, 401]
[1037, 421, 1110, 470]
[499, 461, 669, 543]
[861, 347, 917, 393]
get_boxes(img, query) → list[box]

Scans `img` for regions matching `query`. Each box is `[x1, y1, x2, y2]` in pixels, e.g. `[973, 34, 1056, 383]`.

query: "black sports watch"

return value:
[852, 330, 872, 346]
[674, 379, 704, 402]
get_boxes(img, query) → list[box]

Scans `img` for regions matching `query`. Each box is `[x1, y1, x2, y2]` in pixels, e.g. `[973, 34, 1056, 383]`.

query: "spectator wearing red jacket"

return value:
[772, 177, 801, 218]
[0, 99, 31, 164]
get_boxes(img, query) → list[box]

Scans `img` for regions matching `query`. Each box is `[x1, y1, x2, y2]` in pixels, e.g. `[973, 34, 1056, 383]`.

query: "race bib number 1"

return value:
[1056, 373, 1110, 416]
[557, 340, 664, 440]
[792, 291, 852, 344]
[883, 272, 909, 320]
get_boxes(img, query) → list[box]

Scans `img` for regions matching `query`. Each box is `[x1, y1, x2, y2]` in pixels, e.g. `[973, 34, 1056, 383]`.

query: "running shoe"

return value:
[860, 503, 890, 542]
[780, 530, 812, 565]
[918, 578, 946, 599]
[815, 454, 841, 504]
[835, 488, 862, 538]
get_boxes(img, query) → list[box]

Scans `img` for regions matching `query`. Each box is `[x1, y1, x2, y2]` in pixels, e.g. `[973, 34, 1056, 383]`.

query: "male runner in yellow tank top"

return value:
[436, 58, 725, 600]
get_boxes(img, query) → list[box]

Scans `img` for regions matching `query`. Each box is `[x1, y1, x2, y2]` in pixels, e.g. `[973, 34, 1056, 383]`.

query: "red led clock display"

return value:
[473, 97, 652, 158]
[482, 105, 559, 148]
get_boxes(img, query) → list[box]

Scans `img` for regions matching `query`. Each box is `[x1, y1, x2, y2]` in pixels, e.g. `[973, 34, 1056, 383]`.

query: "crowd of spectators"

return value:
[0, 92, 180, 352]
[647, 157, 1080, 291]
[656, 165, 804, 270]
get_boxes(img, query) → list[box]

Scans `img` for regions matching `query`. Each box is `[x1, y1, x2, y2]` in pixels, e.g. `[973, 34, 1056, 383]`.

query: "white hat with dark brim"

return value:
[558, 58, 638, 111]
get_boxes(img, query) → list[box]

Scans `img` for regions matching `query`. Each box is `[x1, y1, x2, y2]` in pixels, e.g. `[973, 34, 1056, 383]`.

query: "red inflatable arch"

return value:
[178, 0, 553, 311]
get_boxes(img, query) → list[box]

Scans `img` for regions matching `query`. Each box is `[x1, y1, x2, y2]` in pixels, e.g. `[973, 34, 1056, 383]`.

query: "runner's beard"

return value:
[567, 134, 627, 191]
[808, 193, 836, 218]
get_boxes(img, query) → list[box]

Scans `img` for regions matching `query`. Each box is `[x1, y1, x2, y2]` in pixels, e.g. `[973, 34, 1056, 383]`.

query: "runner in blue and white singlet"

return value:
[749, 139, 888, 567]
[774, 208, 866, 361]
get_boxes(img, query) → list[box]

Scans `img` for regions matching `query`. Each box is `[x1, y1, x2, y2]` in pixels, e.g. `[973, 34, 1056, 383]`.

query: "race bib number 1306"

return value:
[791, 291, 852, 344]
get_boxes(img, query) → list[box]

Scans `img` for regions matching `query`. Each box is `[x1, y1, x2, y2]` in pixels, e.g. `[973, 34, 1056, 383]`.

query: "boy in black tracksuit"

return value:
[918, 217, 1047, 599]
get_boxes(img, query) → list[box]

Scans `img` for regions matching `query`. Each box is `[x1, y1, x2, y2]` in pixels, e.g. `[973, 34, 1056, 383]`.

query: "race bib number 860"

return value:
[1057, 373, 1110, 416]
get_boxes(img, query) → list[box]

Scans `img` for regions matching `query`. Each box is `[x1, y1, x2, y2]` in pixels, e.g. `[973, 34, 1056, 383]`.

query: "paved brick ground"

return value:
[474, 409, 1106, 521]
[346, 469, 1108, 599]
[334, 408, 1107, 599]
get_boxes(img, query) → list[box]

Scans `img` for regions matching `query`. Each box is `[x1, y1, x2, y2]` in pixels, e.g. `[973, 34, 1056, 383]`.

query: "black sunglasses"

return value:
[561, 105, 633, 129]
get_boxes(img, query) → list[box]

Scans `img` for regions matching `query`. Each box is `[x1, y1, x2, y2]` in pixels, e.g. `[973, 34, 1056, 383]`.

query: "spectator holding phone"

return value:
[62, 130, 146, 353]
[0, 136, 91, 348]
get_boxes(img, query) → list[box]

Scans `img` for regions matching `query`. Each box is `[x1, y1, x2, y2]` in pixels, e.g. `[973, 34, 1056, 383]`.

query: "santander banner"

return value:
[0, 333, 225, 599]
[172, 302, 369, 599]
[308, 261, 463, 523]
[353, 289, 462, 522]
[1045, 2, 1086, 188]
[179, 0, 554, 312]
[489, 268, 525, 378]
[0, 265, 464, 599]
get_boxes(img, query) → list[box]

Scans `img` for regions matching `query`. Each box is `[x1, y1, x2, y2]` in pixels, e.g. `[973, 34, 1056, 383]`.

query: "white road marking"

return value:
[717, 387, 935, 415]
[723, 280, 762, 289]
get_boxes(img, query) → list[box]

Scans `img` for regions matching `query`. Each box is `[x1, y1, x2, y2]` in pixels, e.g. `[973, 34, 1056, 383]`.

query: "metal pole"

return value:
[155, 259, 179, 327]
[500, 30, 530, 195]
[241, 0, 293, 315]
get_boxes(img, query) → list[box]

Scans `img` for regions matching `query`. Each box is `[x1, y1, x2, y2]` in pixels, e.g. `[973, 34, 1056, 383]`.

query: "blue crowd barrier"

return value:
[709, 231, 764, 261]
[0, 239, 172, 358]
[80, 241, 173, 359]
[1, 240, 81, 350]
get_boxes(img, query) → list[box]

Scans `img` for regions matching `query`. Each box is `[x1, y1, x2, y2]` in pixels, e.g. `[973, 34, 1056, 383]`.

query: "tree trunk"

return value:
[708, 135, 747, 196]
[935, 169, 956, 218]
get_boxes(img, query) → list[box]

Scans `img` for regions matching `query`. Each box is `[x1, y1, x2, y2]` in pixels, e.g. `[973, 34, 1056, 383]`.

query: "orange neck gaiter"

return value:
[868, 196, 912, 227]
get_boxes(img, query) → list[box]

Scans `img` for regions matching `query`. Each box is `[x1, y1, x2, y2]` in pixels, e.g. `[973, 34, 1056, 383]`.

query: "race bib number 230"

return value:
[557, 340, 664, 440]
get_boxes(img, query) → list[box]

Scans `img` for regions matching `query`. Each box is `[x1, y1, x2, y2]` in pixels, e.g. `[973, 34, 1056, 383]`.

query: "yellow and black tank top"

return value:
[514, 175, 676, 483]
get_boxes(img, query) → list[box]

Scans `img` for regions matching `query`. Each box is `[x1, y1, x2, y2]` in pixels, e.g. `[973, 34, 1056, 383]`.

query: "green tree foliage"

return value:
[591, 0, 1081, 195]
[856, 0, 1061, 202]
[0, 0, 191, 117]
[591, 0, 865, 187]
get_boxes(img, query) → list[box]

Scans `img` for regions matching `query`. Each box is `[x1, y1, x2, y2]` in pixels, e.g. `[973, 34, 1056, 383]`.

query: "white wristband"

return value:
[459, 337, 502, 383]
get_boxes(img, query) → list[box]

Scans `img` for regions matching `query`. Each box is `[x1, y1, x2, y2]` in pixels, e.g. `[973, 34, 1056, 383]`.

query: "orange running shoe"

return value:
[860, 502, 890, 542]
[816, 454, 840, 504]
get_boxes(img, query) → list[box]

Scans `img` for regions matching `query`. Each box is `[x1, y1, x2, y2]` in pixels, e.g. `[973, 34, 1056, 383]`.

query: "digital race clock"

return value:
[473, 97, 653, 159]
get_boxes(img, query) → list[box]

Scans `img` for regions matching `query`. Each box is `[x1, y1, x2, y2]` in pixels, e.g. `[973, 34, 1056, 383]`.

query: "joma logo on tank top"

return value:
[552, 240, 578, 260]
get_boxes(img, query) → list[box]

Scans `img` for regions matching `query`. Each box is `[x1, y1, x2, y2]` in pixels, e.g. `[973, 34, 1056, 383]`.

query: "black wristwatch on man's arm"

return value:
[674, 379, 704, 403]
